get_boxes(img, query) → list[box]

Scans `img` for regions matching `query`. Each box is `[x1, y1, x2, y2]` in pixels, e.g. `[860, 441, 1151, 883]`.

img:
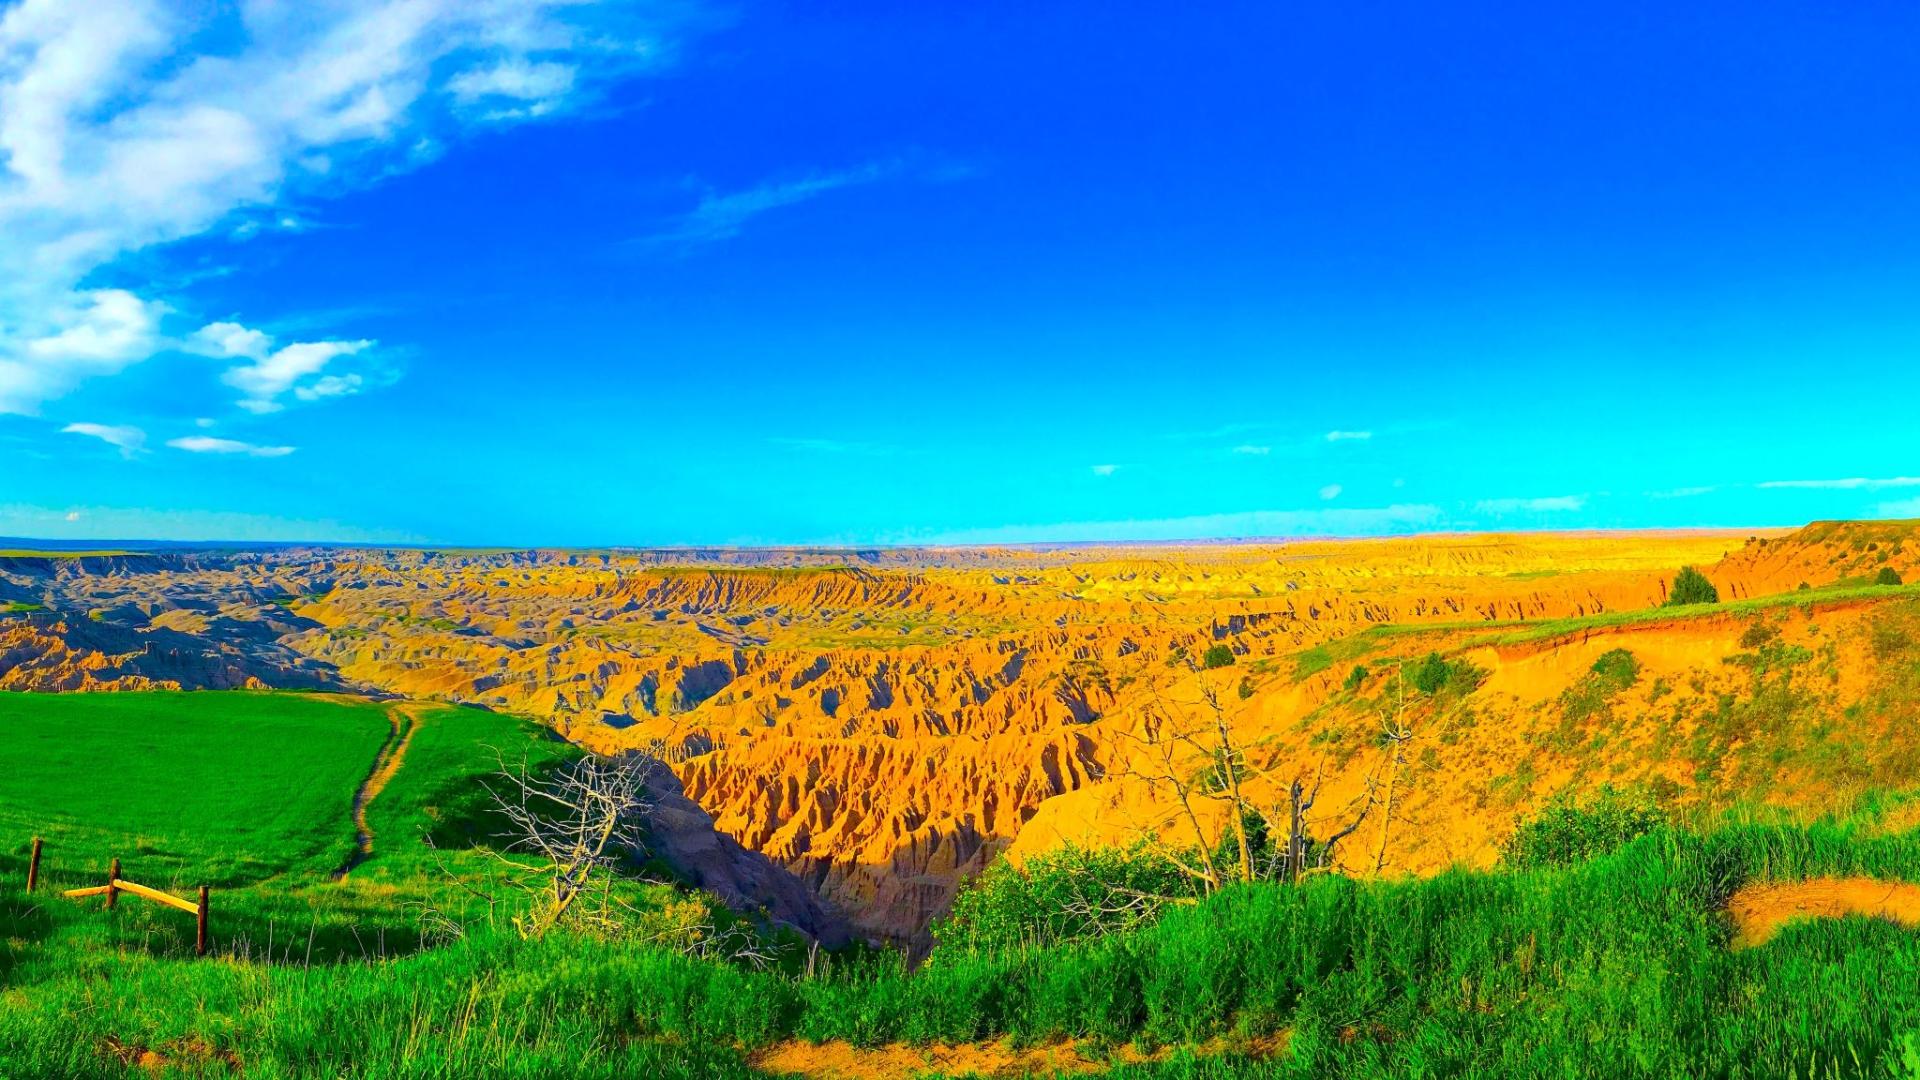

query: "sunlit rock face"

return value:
[10, 525, 1916, 945]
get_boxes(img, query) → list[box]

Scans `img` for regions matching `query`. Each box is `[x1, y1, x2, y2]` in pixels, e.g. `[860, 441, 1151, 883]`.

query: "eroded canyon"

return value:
[5, 521, 1918, 945]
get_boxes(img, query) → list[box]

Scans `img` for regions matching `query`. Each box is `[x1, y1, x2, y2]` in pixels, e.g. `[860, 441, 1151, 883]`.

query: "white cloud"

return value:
[1, 289, 166, 412]
[650, 161, 899, 247]
[0, 0, 670, 413]
[1475, 495, 1587, 514]
[294, 373, 365, 402]
[0, 501, 417, 543]
[1325, 430, 1372, 442]
[166, 435, 295, 458]
[1231, 445, 1271, 456]
[60, 421, 145, 456]
[1319, 484, 1342, 501]
[914, 504, 1443, 545]
[1759, 477, 1920, 491]
[203, 331, 373, 413]
[448, 58, 576, 119]
[1090, 464, 1118, 476]
[189, 321, 272, 361]
[1648, 485, 1716, 499]
[1879, 498, 1920, 518]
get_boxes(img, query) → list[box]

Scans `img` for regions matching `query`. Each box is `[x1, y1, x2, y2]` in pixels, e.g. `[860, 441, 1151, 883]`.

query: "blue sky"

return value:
[1, 1, 1917, 545]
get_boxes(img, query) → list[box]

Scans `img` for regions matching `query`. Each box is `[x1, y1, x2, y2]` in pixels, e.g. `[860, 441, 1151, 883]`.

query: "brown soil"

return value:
[332, 704, 424, 879]
[1726, 877, 1920, 948]
[747, 1032, 1287, 1079]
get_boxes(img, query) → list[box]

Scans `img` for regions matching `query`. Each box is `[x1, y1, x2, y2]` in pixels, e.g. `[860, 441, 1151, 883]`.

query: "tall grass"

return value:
[11, 819, 1920, 1076]
[9, 690, 1920, 1076]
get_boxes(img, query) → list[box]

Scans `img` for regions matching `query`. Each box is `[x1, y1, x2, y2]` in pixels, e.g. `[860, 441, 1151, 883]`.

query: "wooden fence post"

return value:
[196, 886, 210, 957]
[105, 857, 120, 910]
[26, 837, 41, 893]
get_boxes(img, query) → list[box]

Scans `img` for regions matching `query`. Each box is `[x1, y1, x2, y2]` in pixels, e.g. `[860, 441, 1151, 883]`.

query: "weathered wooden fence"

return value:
[25, 838, 212, 957]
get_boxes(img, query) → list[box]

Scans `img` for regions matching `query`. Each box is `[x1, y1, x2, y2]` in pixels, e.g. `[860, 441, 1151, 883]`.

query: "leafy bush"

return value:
[1665, 566, 1720, 606]
[1408, 652, 1482, 695]
[1202, 644, 1236, 669]
[1343, 664, 1370, 692]
[1588, 648, 1640, 685]
[934, 844, 1198, 953]
[1502, 786, 1668, 869]
[1738, 620, 1780, 649]
[1879, 567, 1905, 586]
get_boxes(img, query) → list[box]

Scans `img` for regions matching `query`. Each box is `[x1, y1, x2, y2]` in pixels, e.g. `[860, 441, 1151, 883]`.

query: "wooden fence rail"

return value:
[24, 838, 211, 957]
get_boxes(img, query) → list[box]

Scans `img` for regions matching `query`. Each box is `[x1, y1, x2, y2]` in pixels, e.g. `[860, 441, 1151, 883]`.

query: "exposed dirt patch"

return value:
[332, 704, 426, 879]
[1727, 876, 1920, 948]
[748, 1032, 1286, 1079]
[103, 1034, 238, 1074]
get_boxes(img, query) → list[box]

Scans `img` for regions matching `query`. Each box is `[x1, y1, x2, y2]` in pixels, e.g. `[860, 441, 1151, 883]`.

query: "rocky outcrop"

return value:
[636, 758, 851, 946]
[18, 526, 1895, 945]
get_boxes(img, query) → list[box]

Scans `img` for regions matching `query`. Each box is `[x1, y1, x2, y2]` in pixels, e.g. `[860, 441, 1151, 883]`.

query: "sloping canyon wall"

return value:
[4, 524, 1918, 944]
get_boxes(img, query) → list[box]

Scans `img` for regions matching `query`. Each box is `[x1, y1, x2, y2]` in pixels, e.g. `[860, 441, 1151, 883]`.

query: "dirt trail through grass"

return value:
[748, 1033, 1287, 1079]
[1727, 876, 1920, 947]
[332, 705, 425, 879]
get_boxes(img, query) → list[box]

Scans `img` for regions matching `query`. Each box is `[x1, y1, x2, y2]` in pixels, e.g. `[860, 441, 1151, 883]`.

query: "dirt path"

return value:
[332, 705, 424, 880]
[1727, 876, 1920, 948]
[748, 1033, 1287, 1079]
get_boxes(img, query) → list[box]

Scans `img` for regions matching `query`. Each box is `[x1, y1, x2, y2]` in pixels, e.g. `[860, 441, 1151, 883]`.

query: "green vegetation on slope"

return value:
[14, 806, 1920, 1077]
[0, 691, 391, 885]
[12, 679, 1920, 1077]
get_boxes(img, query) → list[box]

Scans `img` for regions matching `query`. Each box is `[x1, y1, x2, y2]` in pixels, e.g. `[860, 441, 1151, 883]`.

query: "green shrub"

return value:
[1202, 644, 1236, 669]
[1588, 647, 1640, 685]
[933, 844, 1198, 953]
[1502, 786, 1668, 869]
[1665, 566, 1720, 606]
[1343, 664, 1370, 691]
[1879, 567, 1905, 586]
[1408, 652, 1482, 695]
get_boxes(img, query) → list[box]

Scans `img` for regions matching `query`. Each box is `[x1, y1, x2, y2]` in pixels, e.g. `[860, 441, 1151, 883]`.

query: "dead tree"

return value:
[1372, 670, 1418, 875]
[1115, 672, 1379, 892]
[483, 751, 654, 938]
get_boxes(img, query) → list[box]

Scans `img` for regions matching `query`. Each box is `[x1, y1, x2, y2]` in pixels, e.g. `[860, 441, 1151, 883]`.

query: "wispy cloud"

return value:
[912, 504, 1444, 545]
[1648, 485, 1717, 499]
[166, 436, 294, 458]
[1319, 484, 1342, 500]
[0, 502, 416, 543]
[189, 322, 374, 413]
[1090, 464, 1119, 477]
[1758, 477, 1920, 491]
[1231, 445, 1271, 456]
[646, 161, 901, 249]
[61, 421, 145, 457]
[1879, 498, 1920, 518]
[0, 0, 673, 414]
[1475, 495, 1587, 514]
[1325, 430, 1373, 442]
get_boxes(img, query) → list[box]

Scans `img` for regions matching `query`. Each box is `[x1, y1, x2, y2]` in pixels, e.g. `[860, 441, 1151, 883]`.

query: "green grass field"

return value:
[0, 692, 391, 887]
[8, 691, 1920, 1077]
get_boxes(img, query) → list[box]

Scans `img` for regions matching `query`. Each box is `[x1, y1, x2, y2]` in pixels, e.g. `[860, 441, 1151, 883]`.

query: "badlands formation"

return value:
[4, 521, 1919, 945]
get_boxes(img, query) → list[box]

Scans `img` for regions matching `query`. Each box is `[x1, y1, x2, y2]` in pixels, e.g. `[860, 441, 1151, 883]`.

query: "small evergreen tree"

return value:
[1877, 566, 1904, 586]
[1664, 566, 1719, 606]
[1202, 644, 1236, 669]
[1411, 652, 1453, 694]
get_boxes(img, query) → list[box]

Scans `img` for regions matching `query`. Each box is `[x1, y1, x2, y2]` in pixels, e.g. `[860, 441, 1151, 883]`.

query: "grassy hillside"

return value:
[9, 691, 1920, 1077]
[0, 691, 392, 886]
